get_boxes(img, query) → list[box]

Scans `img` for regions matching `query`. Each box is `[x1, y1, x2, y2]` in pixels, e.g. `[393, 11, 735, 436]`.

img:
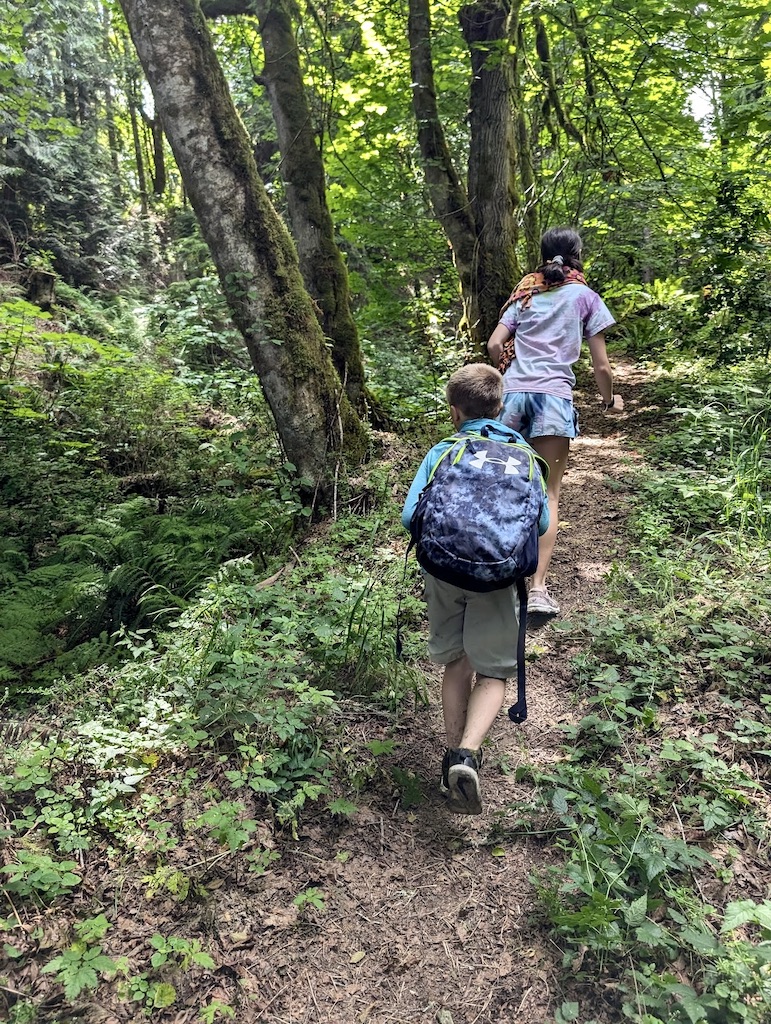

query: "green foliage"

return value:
[391, 767, 424, 809]
[633, 360, 771, 542]
[41, 915, 115, 1001]
[293, 886, 326, 913]
[512, 354, 771, 1023]
[0, 445, 417, 893]
[0, 294, 305, 689]
[199, 1001, 236, 1023]
[689, 174, 771, 362]
[193, 801, 257, 851]
[0, 850, 81, 902]
[148, 933, 215, 972]
[356, 281, 466, 430]
[146, 275, 248, 372]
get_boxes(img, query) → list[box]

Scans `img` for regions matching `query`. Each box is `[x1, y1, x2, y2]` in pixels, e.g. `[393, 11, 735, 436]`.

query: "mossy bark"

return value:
[408, 0, 520, 355]
[254, 0, 367, 413]
[118, 0, 368, 495]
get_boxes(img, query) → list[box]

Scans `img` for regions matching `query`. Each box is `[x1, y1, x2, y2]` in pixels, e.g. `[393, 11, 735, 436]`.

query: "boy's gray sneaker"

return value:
[444, 748, 483, 815]
[527, 588, 560, 617]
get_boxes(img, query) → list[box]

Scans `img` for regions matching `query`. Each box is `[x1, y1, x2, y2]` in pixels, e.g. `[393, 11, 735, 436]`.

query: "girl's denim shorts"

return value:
[500, 391, 580, 440]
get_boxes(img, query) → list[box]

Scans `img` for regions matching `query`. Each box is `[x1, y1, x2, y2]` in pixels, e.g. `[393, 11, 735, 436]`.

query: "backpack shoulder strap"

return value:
[425, 434, 469, 483]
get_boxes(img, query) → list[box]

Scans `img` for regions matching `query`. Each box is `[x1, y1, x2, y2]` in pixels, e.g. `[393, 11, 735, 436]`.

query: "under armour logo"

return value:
[469, 452, 522, 474]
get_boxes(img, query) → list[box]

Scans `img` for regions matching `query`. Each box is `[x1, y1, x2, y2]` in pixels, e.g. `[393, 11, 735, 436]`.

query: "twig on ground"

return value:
[305, 971, 322, 1016]
[255, 565, 286, 591]
[253, 983, 290, 1022]
[469, 990, 495, 1024]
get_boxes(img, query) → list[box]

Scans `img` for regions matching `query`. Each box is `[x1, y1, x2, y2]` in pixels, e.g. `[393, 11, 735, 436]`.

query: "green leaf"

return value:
[680, 926, 720, 953]
[327, 798, 358, 817]
[755, 905, 771, 931]
[551, 788, 570, 814]
[151, 982, 177, 1008]
[623, 895, 648, 927]
[556, 1001, 579, 1022]
[63, 963, 98, 999]
[635, 921, 669, 947]
[365, 739, 395, 756]
[721, 899, 758, 932]
[640, 851, 669, 882]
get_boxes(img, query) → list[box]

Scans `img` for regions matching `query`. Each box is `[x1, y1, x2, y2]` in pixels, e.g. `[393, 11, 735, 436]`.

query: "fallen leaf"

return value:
[261, 907, 298, 929]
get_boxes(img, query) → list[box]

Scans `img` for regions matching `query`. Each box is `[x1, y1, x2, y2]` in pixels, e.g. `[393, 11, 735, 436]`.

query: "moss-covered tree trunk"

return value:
[460, 0, 520, 345]
[253, 0, 367, 412]
[118, 0, 367, 495]
[407, 0, 481, 349]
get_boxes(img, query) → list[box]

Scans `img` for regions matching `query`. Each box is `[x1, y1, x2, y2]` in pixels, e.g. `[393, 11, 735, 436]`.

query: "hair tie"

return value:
[547, 255, 564, 266]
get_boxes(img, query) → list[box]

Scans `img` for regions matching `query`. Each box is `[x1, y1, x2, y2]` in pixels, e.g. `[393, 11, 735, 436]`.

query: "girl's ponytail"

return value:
[539, 227, 584, 283]
[542, 254, 567, 286]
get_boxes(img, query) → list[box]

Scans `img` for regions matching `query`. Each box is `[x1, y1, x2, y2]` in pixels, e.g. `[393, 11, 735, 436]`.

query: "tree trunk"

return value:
[460, 0, 520, 346]
[26, 270, 56, 311]
[510, 9, 539, 269]
[407, 0, 481, 348]
[148, 113, 167, 196]
[101, 5, 123, 192]
[128, 82, 149, 217]
[253, 0, 366, 412]
[118, 0, 367, 494]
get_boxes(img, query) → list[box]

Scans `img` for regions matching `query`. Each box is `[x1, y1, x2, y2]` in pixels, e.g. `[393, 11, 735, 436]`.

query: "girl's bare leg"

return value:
[529, 435, 570, 592]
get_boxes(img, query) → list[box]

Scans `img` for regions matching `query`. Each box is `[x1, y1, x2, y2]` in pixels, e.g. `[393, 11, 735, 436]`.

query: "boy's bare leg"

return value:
[442, 655, 474, 748]
[443, 671, 505, 816]
[459, 675, 505, 750]
[443, 656, 506, 751]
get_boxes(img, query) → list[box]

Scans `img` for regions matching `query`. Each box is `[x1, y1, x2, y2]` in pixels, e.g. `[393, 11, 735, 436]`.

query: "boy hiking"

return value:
[401, 364, 549, 815]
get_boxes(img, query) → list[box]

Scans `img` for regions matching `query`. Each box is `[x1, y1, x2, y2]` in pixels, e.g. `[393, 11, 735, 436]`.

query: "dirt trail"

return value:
[198, 360, 651, 1024]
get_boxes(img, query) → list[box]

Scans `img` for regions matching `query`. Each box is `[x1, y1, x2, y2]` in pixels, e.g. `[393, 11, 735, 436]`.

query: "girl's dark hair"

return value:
[539, 227, 584, 284]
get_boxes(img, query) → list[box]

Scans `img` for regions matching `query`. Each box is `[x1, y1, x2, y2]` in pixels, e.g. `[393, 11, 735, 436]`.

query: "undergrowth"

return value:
[0, 296, 302, 692]
[0, 284, 427, 1021]
[0, 500, 424, 1020]
[512, 357, 771, 1023]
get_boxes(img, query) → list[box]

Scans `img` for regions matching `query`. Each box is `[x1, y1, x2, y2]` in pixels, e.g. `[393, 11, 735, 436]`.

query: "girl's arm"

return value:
[587, 333, 624, 412]
[487, 322, 512, 366]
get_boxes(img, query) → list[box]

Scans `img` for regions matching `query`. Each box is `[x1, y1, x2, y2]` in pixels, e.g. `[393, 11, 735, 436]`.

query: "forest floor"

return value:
[5, 359, 655, 1024]
[215, 362, 647, 1024]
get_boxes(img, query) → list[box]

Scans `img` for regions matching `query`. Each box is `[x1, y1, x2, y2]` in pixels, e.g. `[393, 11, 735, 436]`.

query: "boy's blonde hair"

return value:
[446, 363, 503, 420]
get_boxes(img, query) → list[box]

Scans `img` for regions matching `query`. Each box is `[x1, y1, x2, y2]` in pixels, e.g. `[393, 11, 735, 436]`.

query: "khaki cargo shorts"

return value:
[421, 572, 521, 680]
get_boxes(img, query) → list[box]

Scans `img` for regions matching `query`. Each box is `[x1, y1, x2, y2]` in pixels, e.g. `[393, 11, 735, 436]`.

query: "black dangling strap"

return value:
[508, 578, 528, 723]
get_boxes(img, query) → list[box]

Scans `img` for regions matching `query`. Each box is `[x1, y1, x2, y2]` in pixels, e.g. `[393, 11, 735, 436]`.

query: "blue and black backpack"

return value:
[407, 423, 548, 723]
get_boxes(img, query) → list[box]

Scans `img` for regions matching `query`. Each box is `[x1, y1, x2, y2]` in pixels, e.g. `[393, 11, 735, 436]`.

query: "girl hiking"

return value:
[487, 226, 624, 618]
